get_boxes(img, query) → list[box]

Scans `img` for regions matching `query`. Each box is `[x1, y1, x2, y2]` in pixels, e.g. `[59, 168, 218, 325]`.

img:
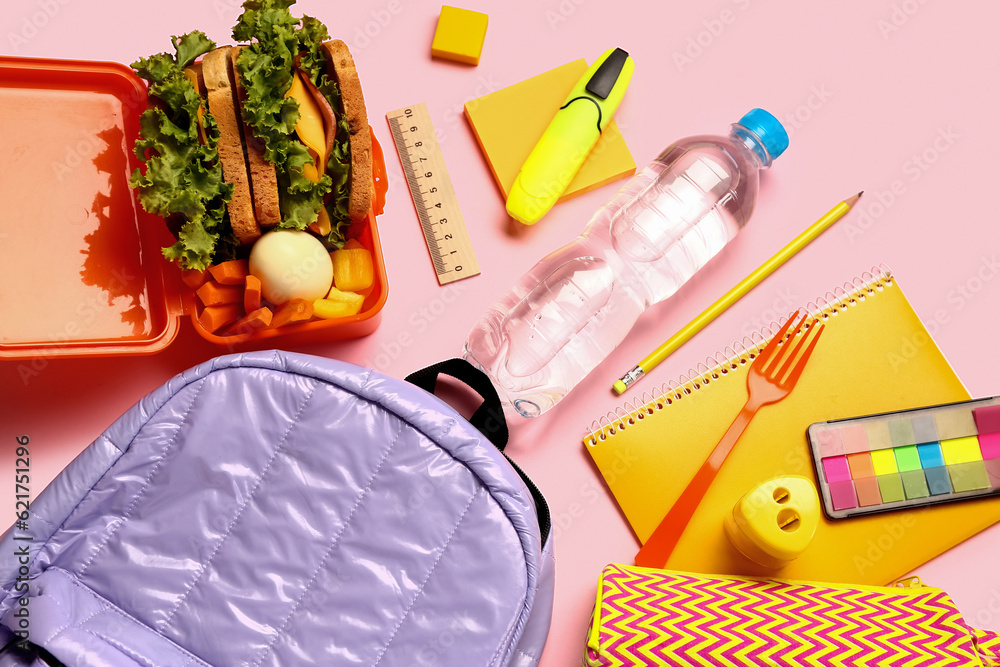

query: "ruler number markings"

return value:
[386, 103, 480, 284]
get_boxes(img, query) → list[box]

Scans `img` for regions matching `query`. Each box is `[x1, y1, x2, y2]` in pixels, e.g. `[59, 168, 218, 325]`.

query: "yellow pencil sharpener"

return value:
[723, 476, 820, 569]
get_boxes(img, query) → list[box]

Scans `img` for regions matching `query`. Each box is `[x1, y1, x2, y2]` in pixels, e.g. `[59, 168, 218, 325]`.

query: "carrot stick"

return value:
[196, 281, 244, 307]
[270, 298, 314, 328]
[221, 307, 273, 336]
[181, 268, 211, 289]
[244, 275, 262, 313]
[198, 304, 243, 333]
[208, 259, 250, 285]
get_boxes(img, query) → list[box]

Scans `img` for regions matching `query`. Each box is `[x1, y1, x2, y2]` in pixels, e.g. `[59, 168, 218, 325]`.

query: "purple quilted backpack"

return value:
[0, 351, 553, 666]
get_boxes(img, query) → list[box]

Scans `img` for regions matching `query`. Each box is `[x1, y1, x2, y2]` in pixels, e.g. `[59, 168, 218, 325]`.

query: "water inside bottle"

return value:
[612, 148, 743, 302]
[502, 256, 614, 378]
[464, 124, 771, 417]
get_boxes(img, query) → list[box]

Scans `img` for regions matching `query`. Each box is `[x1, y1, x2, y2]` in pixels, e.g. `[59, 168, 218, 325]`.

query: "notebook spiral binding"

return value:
[584, 265, 894, 447]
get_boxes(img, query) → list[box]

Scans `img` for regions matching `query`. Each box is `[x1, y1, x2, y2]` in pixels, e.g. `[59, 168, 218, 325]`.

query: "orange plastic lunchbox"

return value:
[0, 56, 389, 359]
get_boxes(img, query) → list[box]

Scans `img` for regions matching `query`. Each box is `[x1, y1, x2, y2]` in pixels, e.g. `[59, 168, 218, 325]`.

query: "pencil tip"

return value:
[844, 191, 863, 207]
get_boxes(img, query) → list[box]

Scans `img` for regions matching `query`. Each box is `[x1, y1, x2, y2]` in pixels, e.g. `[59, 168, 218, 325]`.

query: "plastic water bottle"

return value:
[463, 109, 789, 418]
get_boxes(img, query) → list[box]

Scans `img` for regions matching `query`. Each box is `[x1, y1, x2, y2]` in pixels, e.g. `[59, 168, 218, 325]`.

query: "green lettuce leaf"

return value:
[130, 31, 233, 270]
[323, 116, 353, 248]
[297, 15, 330, 76]
[173, 30, 216, 69]
[232, 0, 350, 240]
[298, 39, 353, 248]
[233, 0, 301, 166]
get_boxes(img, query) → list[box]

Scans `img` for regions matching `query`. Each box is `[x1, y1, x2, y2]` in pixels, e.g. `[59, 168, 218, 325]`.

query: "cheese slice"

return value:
[183, 68, 209, 145]
[286, 71, 327, 180]
[309, 206, 332, 236]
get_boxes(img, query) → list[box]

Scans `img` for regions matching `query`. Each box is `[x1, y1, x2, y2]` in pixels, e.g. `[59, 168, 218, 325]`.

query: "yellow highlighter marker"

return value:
[506, 47, 634, 225]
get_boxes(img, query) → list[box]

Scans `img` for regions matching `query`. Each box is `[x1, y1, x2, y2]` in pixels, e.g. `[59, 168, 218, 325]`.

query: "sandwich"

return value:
[129, 0, 372, 271]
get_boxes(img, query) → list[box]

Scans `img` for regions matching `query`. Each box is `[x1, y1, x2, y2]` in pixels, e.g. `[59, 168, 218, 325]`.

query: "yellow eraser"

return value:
[613, 380, 627, 395]
[431, 6, 489, 66]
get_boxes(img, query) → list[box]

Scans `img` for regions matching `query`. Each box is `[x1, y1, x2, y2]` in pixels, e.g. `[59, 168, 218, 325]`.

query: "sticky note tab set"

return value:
[809, 398, 1000, 519]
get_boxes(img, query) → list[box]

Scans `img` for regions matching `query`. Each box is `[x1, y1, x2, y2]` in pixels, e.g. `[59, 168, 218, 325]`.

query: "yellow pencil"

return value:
[612, 192, 863, 395]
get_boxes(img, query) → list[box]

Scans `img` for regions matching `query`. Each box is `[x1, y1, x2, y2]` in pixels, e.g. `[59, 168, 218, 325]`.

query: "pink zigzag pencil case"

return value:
[585, 564, 1000, 666]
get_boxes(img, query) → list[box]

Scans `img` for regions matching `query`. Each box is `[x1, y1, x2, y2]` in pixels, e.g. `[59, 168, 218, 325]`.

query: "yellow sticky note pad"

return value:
[464, 59, 635, 205]
[431, 6, 489, 66]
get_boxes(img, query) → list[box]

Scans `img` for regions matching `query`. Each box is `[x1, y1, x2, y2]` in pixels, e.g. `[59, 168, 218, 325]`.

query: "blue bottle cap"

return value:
[739, 108, 789, 160]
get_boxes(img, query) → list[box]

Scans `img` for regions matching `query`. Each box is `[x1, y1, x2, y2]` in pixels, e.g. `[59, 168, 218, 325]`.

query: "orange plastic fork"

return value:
[635, 311, 826, 569]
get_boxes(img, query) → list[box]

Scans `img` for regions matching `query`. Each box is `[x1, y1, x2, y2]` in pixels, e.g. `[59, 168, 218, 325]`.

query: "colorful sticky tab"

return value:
[936, 409, 977, 440]
[911, 414, 939, 444]
[917, 442, 945, 468]
[973, 404, 1000, 435]
[870, 448, 899, 476]
[876, 474, 905, 503]
[900, 469, 930, 499]
[894, 445, 922, 472]
[985, 459, 1000, 488]
[822, 456, 852, 483]
[841, 424, 869, 454]
[941, 436, 983, 465]
[889, 419, 916, 447]
[980, 432, 1000, 460]
[950, 461, 991, 492]
[846, 452, 875, 479]
[864, 421, 894, 450]
[815, 429, 845, 457]
[829, 480, 858, 510]
[854, 477, 882, 506]
[924, 467, 952, 495]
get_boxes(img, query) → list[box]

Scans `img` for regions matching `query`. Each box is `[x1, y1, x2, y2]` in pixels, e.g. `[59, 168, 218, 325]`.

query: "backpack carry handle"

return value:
[406, 359, 552, 548]
[405, 358, 510, 452]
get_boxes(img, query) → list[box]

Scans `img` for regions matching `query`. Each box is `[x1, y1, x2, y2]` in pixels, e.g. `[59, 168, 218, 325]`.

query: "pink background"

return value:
[5, 0, 1000, 663]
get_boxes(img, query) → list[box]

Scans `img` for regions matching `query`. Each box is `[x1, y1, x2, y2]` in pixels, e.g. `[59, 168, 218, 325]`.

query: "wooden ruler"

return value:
[386, 103, 480, 285]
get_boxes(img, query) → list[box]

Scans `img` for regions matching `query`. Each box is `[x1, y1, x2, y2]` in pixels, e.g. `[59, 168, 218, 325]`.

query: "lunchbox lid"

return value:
[0, 56, 388, 359]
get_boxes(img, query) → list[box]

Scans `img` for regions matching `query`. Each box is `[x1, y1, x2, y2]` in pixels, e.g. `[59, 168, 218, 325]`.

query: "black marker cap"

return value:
[586, 48, 629, 100]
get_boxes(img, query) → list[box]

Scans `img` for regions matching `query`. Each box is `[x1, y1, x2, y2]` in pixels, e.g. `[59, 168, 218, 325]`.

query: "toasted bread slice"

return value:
[322, 40, 373, 222]
[202, 47, 260, 245]
[230, 46, 281, 227]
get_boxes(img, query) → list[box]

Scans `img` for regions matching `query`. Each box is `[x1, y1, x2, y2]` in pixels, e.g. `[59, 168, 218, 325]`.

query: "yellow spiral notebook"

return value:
[585, 268, 1000, 585]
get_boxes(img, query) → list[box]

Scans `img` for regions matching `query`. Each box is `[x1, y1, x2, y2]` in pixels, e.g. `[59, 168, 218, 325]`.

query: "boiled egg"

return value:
[249, 230, 333, 305]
